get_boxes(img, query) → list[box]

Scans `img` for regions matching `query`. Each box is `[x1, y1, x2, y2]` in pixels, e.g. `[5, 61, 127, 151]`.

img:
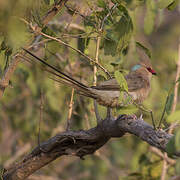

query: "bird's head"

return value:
[132, 60, 157, 76]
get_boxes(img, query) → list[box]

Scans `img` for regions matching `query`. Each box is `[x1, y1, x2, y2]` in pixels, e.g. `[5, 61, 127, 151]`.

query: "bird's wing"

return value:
[92, 78, 120, 90]
[125, 71, 148, 92]
[92, 72, 147, 92]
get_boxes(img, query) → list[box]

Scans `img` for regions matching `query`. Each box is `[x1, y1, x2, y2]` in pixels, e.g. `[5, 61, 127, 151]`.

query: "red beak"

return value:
[151, 69, 157, 75]
[147, 67, 157, 75]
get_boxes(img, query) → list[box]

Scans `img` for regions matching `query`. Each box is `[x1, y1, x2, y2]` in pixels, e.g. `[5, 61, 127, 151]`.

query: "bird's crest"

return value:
[131, 64, 141, 71]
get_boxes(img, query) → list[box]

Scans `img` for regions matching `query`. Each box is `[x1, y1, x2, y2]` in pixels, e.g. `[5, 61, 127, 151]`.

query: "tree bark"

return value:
[3, 114, 175, 180]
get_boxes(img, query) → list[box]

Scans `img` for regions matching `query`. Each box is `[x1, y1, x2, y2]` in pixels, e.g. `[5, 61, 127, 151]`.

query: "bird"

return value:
[23, 48, 156, 108]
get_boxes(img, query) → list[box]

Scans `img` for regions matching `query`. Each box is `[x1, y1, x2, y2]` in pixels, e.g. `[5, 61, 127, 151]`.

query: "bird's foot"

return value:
[94, 100, 102, 124]
[131, 114, 137, 120]
[106, 107, 114, 120]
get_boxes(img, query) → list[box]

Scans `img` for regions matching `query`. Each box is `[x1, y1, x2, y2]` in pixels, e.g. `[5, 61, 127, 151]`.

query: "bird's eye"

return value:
[147, 67, 151, 72]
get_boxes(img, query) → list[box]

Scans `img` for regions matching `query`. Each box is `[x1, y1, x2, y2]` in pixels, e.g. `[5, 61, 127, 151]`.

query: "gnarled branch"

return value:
[3, 115, 175, 180]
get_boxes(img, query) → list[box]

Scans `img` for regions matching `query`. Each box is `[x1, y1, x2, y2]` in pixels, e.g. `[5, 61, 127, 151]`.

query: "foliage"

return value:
[0, 0, 180, 179]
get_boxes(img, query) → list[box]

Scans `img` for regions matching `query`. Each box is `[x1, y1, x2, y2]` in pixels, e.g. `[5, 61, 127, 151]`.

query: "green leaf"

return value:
[176, 77, 180, 83]
[44, 0, 50, 5]
[144, 0, 156, 35]
[118, 91, 124, 103]
[97, 70, 108, 80]
[7, 17, 32, 50]
[167, 0, 179, 10]
[5, 48, 12, 57]
[0, 40, 7, 51]
[114, 70, 128, 92]
[167, 110, 180, 123]
[117, 105, 138, 115]
[97, 0, 106, 8]
[158, 0, 174, 9]
[103, 38, 118, 56]
[166, 136, 176, 156]
[166, 130, 180, 157]
[103, 5, 133, 56]
[54, 0, 59, 5]
[136, 42, 152, 58]
[122, 95, 133, 106]
[165, 93, 174, 115]
[175, 130, 180, 151]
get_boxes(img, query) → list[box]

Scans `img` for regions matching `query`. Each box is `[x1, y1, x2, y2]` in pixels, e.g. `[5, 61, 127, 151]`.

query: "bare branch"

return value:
[66, 88, 74, 130]
[161, 39, 180, 180]
[3, 115, 175, 180]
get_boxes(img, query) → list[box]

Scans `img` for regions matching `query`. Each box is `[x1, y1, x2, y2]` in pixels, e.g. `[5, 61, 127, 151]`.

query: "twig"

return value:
[38, 31, 112, 78]
[93, 27, 102, 124]
[41, 0, 69, 26]
[149, 146, 176, 165]
[169, 41, 180, 132]
[0, 55, 20, 100]
[93, 36, 101, 86]
[20, 17, 111, 79]
[158, 89, 172, 129]
[38, 90, 44, 147]
[66, 88, 74, 130]
[100, 3, 118, 30]
[84, 113, 91, 129]
[0, 1, 67, 100]
[64, 4, 95, 26]
[161, 39, 180, 180]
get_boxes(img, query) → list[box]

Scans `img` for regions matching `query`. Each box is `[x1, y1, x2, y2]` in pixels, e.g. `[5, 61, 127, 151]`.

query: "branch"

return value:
[3, 115, 175, 180]
[42, 0, 69, 27]
[0, 0, 69, 100]
[38, 31, 112, 78]
[0, 55, 20, 100]
[161, 38, 180, 180]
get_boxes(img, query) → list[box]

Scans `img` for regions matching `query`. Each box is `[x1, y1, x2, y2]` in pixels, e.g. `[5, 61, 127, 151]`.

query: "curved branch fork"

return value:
[3, 115, 173, 180]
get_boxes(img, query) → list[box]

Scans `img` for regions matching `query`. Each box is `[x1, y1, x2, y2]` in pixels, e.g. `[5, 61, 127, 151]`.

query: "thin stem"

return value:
[0, 55, 21, 100]
[93, 36, 101, 85]
[158, 92, 171, 129]
[160, 39, 180, 180]
[66, 88, 74, 130]
[161, 153, 168, 180]
[169, 40, 180, 133]
[38, 90, 44, 147]
[0, 0, 67, 100]
[20, 17, 111, 79]
[100, 3, 118, 30]
[149, 147, 176, 165]
[93, 32, 102, 124]
[39, 31, 112, 79]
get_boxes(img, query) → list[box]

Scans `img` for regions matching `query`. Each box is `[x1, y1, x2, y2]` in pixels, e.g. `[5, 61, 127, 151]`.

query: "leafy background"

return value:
[0, 0, 180, 179]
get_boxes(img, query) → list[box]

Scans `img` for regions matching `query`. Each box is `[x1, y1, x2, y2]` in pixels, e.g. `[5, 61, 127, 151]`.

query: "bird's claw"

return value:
[139, 114, 143, 120]
[106, 107, 113, 120]
[131, 114, 137, 120]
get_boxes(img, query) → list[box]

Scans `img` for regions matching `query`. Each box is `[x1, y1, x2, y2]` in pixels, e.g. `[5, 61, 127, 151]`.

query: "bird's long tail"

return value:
[22, 48, 98, 99]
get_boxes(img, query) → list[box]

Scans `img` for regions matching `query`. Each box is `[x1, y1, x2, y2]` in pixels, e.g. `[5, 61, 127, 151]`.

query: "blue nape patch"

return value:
[131, 64, 141, 71]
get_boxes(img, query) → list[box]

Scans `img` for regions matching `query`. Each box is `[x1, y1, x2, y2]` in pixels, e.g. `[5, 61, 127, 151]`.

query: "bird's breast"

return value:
[130, 87, 151, 104]
[90, 89, 133, 108]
